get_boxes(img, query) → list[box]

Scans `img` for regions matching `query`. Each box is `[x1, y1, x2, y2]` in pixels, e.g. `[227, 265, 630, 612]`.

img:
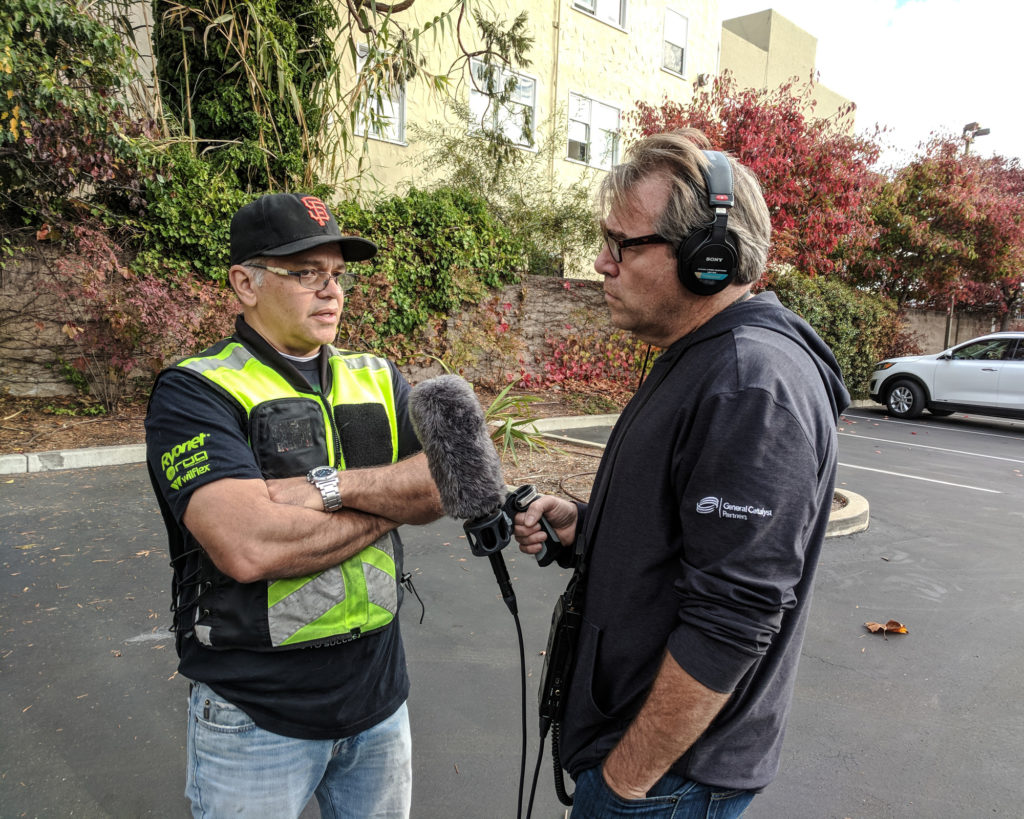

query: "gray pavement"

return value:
[3, 409, 1022, 817]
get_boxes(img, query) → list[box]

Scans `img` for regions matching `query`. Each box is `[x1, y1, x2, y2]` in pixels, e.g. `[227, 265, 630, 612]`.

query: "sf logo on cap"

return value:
[301, 196, 331, 227]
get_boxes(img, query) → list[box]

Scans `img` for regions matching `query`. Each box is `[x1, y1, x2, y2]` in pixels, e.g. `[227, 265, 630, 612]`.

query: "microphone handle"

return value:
[488, 552, 518, 615]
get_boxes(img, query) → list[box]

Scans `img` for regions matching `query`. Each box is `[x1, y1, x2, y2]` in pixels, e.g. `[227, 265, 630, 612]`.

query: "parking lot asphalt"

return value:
[2, 408, 1022, 817]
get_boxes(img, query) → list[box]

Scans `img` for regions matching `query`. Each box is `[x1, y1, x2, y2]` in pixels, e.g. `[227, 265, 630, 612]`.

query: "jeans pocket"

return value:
[191, 683, 255, 735]
[573, 767, 680, 817]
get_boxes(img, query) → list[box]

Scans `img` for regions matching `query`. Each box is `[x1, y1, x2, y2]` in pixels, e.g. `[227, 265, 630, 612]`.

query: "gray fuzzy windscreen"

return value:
[408, 375, 506, 520]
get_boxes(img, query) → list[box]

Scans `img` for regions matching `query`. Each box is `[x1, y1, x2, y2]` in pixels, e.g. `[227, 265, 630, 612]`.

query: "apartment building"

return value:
[722, 9, 850, 125]
[351, 3, 850, 194]
[351, 0, 725, 193]
[128, 2, 848, 196]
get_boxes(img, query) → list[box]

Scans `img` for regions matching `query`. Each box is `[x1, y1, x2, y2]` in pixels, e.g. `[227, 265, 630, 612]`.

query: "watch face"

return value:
[310, 466, 335, 480]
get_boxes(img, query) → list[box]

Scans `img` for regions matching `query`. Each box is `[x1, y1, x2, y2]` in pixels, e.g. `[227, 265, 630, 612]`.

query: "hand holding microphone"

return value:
[408, 375, 571, 609]
[511, 492, 578, 565]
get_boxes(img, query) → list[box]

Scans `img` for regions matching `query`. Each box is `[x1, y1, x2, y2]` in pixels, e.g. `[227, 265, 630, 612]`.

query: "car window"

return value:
[951, 340, 1013, 361]
[1009, 340, 1024, 361]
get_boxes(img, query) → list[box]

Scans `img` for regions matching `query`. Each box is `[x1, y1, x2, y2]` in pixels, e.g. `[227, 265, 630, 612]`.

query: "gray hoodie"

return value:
[562, 291, 850, 791]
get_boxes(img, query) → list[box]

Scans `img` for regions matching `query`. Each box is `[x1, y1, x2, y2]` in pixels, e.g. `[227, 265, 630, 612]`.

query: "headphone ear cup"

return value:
[677, 229, 738, 296]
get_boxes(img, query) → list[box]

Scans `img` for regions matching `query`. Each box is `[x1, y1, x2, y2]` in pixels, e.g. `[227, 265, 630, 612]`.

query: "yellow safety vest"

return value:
[172, 340, 402, 650]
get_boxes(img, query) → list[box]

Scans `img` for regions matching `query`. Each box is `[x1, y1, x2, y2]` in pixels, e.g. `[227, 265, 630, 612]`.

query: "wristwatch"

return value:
[306, 466, 343, 512]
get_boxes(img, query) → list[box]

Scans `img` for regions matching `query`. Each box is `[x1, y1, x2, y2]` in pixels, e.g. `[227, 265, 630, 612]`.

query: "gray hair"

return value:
[597, 129, 771, 285]
[241, 256, 269, 287]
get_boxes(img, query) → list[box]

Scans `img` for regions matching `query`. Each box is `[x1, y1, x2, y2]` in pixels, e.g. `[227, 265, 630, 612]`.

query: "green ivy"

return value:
[126, 144, 248, 282]
[768, 269, 911, 399]
[335, 187, 523, 347]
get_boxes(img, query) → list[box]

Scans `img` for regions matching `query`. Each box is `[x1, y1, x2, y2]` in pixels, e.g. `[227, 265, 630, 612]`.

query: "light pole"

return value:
[944, 122, 992, 347]
[962, 121, 991, 156]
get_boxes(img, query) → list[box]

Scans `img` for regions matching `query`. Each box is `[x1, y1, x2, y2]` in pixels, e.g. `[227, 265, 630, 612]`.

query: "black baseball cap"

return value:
[229, 193, 377, 265]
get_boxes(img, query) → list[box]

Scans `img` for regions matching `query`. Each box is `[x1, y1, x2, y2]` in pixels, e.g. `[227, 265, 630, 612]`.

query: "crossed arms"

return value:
[183, 454, 442, 584]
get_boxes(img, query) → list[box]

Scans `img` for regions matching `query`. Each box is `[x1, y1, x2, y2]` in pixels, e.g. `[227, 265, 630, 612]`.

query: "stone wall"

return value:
[902, 309, 1007, 352]
[2, 258, 1015, 398]
[402, 276, 610, 384]
[0, 267, 611, 396]
[0, 257, 80, 397]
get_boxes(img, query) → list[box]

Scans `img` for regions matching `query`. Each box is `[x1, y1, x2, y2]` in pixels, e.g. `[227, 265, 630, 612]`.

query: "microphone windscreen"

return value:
[409, 375, 506, 520]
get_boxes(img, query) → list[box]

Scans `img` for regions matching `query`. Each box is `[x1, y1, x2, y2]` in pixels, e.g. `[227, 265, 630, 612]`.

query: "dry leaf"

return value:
[865, 619, 908, 635]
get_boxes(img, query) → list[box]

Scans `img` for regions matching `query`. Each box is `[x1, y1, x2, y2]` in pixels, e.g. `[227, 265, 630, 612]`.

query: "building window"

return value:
[469, 58, 536, 147]
[355, 46, 405, 144]
[567, 92, 620, 170]
[663, 10, 688, 75]
[573, 0, 626, 29]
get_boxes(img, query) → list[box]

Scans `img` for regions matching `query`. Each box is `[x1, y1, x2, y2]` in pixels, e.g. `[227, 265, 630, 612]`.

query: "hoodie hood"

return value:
[670, 291, 851, 420]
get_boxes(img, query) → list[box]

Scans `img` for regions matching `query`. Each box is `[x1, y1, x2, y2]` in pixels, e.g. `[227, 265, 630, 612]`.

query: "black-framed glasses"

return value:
[602, 230, 670, 263]
[245, 262, 354, 292]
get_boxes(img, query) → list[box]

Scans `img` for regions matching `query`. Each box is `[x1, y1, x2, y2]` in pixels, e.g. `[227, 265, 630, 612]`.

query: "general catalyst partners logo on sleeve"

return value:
[696, 496, 773, 521]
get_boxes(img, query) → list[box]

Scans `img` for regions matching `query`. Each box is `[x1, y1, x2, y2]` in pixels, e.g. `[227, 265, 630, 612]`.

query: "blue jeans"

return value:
[185, 681, 411, 818]
[570, 767, 755, 818]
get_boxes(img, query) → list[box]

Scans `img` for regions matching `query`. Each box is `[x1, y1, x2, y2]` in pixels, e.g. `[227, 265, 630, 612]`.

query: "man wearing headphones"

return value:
[515, 129, 850, 816]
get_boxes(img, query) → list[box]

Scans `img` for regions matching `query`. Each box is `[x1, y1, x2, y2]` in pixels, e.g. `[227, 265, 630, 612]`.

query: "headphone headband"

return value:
[700, 150, 735, 209]
[676, 150, 739, 296]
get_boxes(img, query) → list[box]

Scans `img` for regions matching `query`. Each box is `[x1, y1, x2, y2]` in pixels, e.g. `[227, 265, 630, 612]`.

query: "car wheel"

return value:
[929, 408, 954, 417]
[886, 379, 925, 419]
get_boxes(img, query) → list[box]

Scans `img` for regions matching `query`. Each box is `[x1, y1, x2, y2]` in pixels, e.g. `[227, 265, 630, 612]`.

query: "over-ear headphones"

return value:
[676, 150, 739, 296]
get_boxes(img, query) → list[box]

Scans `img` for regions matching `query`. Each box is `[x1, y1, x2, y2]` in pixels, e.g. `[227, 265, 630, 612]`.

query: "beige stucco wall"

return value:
[719, 28, 768, 89]
[344, 0, 724, 198]
[721, 9, 851, 124]
[334, 0, 725, 278]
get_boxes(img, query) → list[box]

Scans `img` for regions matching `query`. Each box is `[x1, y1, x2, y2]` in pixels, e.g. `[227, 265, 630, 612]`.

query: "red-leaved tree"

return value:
[849, 136, 1024, 324]
[39, 225, 237, 411]
[628, 72, 883, 278]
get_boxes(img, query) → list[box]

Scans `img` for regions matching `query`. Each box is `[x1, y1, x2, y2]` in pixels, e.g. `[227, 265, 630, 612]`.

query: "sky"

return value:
[718, 0, 1023, 168]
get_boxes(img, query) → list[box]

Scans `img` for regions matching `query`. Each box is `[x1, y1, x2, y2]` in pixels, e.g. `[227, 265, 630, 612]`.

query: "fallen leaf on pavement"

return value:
[865, 619, 908, 635]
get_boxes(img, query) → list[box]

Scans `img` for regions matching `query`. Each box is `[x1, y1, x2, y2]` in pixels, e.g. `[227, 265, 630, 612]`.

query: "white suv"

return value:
[869, 332, 1024, 420]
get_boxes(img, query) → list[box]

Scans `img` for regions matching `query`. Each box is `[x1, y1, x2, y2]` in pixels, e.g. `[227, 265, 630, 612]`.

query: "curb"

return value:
[528, 414, 622, 431]
[0, 412, 871, 539]
[826, 489, 870, 537]
[0, 444, 146, 476]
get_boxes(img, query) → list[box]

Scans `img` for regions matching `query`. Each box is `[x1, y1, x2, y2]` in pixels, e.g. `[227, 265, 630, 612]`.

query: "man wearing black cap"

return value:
[145, 193, 443, 817]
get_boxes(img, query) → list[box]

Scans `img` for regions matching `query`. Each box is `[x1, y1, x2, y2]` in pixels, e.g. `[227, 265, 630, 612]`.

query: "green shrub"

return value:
[767, 268, 916, 399]
[127, 144, 249, 282]
[410, 101, 601, 279]
[335, 187, 523, 353]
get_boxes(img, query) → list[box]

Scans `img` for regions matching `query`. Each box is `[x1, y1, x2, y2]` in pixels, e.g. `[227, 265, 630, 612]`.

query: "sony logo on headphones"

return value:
[706, 256, 724, 262]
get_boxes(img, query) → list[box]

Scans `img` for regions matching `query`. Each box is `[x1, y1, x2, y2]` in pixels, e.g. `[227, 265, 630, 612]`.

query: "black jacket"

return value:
[563, 292, 850, 790]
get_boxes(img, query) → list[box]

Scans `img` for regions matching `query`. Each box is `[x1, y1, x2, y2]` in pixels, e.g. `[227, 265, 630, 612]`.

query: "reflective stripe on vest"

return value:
[177, 343, 400, 649]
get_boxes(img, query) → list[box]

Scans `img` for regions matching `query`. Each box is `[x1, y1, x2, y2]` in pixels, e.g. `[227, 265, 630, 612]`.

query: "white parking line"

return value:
[837, 462, 1002, 493]
[842, 412, 1024, 442]
[838, 431, 1024, 464]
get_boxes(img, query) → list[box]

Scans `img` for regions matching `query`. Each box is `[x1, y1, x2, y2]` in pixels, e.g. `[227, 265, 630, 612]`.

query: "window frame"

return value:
[468, 57, 537, 149]
[663, 9, 688, 77]
[354, 45, 407, 145]
[572, 0, 627, 30]
[566, 91, 621, 171]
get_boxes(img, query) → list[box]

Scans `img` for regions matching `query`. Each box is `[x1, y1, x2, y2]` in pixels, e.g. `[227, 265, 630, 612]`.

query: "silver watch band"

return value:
[307, 467, 343, 512]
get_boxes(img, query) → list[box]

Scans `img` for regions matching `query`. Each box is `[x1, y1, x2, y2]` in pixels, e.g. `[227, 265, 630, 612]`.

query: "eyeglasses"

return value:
[602, 230, 670, 263]
[245, 262, 354, 292]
